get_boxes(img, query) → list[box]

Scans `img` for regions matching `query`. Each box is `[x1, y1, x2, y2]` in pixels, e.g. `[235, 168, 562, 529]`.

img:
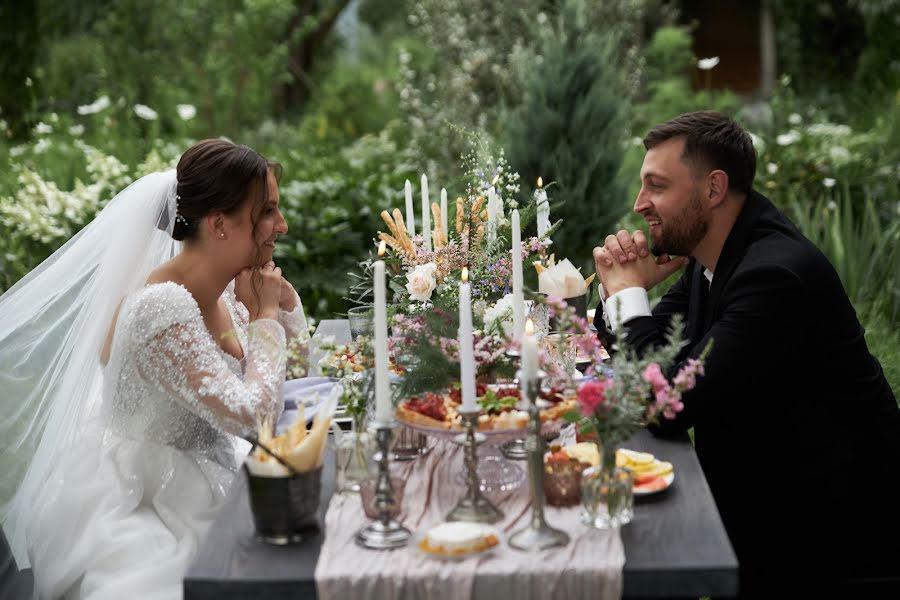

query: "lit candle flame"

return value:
[537, 176, 543, 189]
[378, 240, 386, 257]
[525, 318, 534, 335]
[462, 266, 469, 283]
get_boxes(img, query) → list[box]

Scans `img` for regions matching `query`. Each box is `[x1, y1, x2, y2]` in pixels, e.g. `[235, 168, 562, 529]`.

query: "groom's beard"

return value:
[650, 190, 708, 257]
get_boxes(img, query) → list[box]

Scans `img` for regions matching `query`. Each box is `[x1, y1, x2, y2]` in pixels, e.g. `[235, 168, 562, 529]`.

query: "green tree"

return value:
[502, 0, 630, 268]
[0, 1, 40, 139]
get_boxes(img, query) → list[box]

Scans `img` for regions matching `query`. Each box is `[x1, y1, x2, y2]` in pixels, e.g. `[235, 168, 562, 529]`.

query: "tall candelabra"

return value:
[509, 369, 570, 551]
[447, 410, 504, 523]
[355, 420, 411, 549]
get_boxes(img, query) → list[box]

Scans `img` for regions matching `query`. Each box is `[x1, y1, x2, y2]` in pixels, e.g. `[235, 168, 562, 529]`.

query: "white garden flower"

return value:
[823, 177, 836, 188]
[767, 162, 779, 175]
[808, 123, 851, 137]
[697, 57, 720, 70]
[133, 104, 158, 121]
[776, 130, 800, 146]
[9, 145, 26, 157]
[68, 124, 85, 137]
[176, 104, 196, 121]
[828, 146, 851, 164]
[34, 122, 52, 135]
[33, 138, 51, 154]
[747, 131, 765, 152]
[827, 200, 837, 211]
[405, 262, 438, 302]
[77, 95, 111, 115]
[788, 113, 802, 125]
[483, 293, 514, 336]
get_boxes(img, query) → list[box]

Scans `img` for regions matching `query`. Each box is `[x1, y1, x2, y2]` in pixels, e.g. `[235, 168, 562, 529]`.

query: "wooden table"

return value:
[184, 320, 738, 599]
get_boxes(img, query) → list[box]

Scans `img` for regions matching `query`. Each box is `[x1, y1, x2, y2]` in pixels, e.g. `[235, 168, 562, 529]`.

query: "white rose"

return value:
[405, 263, 437, 302]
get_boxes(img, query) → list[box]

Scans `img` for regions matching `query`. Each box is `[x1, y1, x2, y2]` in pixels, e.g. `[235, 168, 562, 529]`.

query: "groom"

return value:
[593, 111, 900, 597]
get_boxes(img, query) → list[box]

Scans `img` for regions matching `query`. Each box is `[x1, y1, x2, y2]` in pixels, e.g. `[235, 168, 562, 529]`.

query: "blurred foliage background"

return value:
[1, 0, 897, 390]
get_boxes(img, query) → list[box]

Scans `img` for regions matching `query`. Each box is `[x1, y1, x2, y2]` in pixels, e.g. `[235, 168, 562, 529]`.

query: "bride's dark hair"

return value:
[173, 139, 282, 244]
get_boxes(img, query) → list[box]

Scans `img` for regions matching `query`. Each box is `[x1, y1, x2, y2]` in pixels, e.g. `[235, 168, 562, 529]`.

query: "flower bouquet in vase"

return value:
[565, 314, 712, 528]
[318, 337, 375, 493]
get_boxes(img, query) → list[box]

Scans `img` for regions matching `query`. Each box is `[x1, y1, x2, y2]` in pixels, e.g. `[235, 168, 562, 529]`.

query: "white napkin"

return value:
[538, 258, 588, 298]
[283, 376, 338, 410]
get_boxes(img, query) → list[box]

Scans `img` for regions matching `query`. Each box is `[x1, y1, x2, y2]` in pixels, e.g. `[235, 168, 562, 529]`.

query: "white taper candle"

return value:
[404, 179, 415, 237]
[521, 319, 539, 390]
[374, 249, 391, 422]
[511, 209, 524, 340]
[459, 268, 476, 412]
[421, 174, 431, 251]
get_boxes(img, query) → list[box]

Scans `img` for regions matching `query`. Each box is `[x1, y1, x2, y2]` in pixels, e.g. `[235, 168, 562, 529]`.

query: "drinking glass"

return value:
[347, 306, 374, 341]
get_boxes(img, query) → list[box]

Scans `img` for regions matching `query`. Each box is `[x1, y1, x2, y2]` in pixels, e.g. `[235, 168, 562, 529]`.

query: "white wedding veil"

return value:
[0, 169, 181, 567]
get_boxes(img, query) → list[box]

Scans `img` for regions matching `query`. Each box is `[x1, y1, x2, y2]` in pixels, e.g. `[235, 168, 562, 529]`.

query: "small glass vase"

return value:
[335, 418, 374, 493]
[580, 443, 634, 528]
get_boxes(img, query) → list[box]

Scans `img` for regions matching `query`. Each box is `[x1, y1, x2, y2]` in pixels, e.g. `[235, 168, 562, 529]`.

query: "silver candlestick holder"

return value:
[509, 369, 570, 551]
[447, 410, 504, 523]
[355, 420, 411, 549]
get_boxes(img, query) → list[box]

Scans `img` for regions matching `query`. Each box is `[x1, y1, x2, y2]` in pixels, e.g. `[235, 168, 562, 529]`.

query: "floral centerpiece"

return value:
[342, 139, 563, 402]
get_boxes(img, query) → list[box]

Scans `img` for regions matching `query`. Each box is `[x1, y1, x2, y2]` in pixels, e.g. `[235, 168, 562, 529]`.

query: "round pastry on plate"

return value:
[416, 521, 501, 560]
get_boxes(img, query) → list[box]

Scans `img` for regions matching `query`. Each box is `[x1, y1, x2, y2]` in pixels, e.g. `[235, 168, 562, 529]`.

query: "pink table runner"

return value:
[315, 441, 624, 600]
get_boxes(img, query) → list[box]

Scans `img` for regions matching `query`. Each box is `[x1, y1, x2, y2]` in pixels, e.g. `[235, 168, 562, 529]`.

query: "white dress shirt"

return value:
[601, 268, 713, 332]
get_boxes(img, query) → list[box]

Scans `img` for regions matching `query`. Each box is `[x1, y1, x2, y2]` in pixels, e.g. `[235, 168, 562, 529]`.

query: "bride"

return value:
[0, 139, 308, 598]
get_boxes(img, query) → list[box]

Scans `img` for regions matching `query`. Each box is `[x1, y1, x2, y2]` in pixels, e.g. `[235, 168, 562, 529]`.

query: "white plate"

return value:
[633, 471, 675, 496]
[413, 523, 502, 561]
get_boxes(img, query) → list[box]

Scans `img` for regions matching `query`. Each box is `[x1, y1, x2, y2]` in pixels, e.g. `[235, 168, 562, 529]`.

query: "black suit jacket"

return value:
[600, 190, 899, 595]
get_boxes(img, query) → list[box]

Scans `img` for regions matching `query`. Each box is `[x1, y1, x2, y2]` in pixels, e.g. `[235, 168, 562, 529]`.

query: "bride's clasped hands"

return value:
[234, 261, 293, 322]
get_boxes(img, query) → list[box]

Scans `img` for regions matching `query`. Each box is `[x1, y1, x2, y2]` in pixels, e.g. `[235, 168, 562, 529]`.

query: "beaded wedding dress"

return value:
[0, 169, 308, 599]
[26, 282, 307, 599]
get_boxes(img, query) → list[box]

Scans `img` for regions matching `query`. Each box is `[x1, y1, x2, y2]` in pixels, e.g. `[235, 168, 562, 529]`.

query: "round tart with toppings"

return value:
[396, 383, 575, 431]
[417, 522, 500, 558]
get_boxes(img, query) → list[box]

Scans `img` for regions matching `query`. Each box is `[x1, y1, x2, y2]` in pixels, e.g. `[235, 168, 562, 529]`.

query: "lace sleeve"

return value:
[223, 282, 309, 376]
[127, 283, 286, 438]
[280, 289, 310, 376]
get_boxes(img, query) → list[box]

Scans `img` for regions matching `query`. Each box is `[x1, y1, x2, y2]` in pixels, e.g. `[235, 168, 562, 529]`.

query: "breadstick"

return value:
[431, 202, 444, 247]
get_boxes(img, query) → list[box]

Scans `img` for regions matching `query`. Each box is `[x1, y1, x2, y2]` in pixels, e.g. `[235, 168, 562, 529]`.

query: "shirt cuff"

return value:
[604, 287, 651, 332]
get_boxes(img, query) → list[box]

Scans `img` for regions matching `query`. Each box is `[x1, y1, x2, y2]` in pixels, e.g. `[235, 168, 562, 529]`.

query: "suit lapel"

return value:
[702, 190, 768, 332]
[687, 260, 708, 345]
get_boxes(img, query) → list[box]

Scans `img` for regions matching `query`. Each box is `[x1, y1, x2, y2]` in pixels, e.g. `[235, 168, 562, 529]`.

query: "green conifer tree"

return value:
[503, 0, 630, 269]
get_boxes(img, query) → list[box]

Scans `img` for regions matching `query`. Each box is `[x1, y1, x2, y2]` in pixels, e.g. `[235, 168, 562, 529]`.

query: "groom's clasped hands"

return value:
[593, 230, 688, 296]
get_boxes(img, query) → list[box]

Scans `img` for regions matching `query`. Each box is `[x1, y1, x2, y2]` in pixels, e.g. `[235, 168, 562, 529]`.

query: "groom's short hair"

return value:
[644, 111, 757, 196]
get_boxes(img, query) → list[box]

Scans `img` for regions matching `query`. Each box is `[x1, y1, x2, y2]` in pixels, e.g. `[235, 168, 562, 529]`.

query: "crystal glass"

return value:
[390, 424, 430, 461]
[360, 472, 406, 519]
[347, 306, 374, 341]
[335, 428, 374, 493]
[581, 465, 634, 528]
[543, 459, 585, 507]
[543, 333, 577, 375]
[527, 298, 550, 340]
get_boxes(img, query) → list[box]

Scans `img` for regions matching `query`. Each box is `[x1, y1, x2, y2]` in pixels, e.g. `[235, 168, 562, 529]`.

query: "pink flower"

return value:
[577, 380, 607, 417]
[642, 363, 668, 392]
[673, 358, 705, 391]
